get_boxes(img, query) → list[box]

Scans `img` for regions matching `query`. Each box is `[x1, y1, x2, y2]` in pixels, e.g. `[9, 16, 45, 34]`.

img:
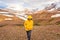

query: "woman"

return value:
[24, 15, 34, 40]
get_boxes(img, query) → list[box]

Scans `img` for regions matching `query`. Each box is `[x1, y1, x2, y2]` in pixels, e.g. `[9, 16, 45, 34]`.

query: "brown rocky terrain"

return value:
[32, 9, 60, 25]
[0, 9, 60, 40]
[0, 25, 60, 40]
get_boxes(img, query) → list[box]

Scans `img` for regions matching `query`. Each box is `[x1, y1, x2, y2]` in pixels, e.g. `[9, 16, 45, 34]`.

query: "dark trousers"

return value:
[26, 30, 32, 40]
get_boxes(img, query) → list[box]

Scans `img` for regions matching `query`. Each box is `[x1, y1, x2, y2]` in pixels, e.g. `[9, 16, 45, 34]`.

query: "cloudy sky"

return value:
[0, 0, 60, 11]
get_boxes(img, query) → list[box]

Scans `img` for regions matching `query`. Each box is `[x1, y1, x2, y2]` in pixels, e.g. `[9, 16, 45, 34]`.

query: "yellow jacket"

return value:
[24, 20, 33, 31]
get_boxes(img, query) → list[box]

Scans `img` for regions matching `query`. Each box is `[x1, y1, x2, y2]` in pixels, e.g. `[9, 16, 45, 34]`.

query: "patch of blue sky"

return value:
[0, 0, 23, 3]
[0, 1, 8, 9]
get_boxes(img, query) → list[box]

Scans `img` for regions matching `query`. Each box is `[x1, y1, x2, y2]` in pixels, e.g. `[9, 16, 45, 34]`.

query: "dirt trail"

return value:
[0, 25, 60, 40]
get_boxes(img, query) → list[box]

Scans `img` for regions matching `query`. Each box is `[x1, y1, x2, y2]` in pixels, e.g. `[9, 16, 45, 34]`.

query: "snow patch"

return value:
[5, 18, 13, 20]
[51, 14, 60, 18]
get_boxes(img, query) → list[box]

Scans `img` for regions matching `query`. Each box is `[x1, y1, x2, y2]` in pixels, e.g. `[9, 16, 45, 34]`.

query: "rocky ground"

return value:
[0, 25, 60, 40]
